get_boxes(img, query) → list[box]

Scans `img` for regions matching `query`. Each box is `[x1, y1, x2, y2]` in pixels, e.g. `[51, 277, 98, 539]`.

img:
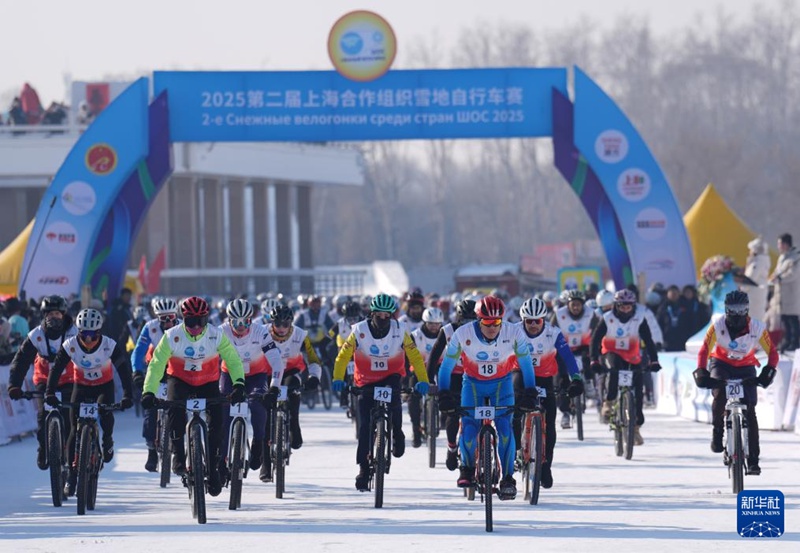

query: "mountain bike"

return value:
[520, 387, 547, 505]
[710, 377, 758, 494]
[22, 391, 70, 507]
[73, 401, 124, 515]
[609, 366, 639, 460]
[156, 396, 229, 524]
[154, 383, 171, 488]
[227, 396, 253, 510]
[267, 385, 302, 499]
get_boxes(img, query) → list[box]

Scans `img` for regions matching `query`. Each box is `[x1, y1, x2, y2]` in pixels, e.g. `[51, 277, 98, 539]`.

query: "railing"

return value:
[0, 123, 88, 138]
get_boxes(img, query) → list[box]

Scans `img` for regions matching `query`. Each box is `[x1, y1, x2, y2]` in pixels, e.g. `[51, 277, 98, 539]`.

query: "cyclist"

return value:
[693, 290, 778, 475]
[399, 290, 426, 333]
[293, 294, 335, 369]
[140, 296, 245, 497]
[409, 307, 445, 448]
[589, 289, 661, 444]
[552, 290, 598, 428]
[426, 299, 477, 471]
[514, 298, 583, 489]
[131, 297, 181, 472]
[45, 308, 134, 496]
[328, 300, 364, 409]
[437, 296, 539, 500]
[266, 304, 323, 453]
[219, 299, 284, 479]
[331, 293, 430, 491]
[7, 295, 77, 471]
[260, 298, 280, 325]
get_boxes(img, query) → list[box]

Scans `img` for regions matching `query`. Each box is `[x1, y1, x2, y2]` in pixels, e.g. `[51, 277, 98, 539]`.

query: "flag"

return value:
[147, 247, 166, 294]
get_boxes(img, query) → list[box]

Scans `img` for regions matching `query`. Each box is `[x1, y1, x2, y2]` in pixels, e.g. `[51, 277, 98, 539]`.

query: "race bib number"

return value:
[618, 370, 633, 387]
[346, 361, 355, 375]
[374, 386, 392, 402]
[44, 392, 61, 412]
[726, 380, 744, 399]
[615, 338, 630, 350]
[184, 361, 201, 372]
[478, 362, 497, 377]
[79, 403, 98, 419]
[371, 358, 388, 372]
[475, 406, 495, 420]
[277, 386, 288, 402]
[158, 383, 168, 399]
[568, 335, 581, 348]
[83, 368, 102, 381]
[535, 386, 547, 398]
[230, 401, 249, 417]
[187, 398, 206, 412]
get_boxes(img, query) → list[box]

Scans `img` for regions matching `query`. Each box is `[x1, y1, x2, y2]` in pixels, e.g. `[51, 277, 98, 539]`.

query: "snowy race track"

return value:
[1, 401, 798, 552]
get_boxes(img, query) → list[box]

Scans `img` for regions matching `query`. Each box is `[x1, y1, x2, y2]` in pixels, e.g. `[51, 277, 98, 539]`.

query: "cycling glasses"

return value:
[184, 315, 207, 329]
[726, 304, 749, 316]
[158, 313, 178, 324]
[479, 318, 503, 327]
[524, 318, 544, 326]
[232, 317, 252, 329]
[272, 320, 292, 329]
[79, 330, 101, 341]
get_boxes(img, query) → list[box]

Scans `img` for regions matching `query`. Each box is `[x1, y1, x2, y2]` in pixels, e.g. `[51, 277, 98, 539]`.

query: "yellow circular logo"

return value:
[328, 10, 396, 82]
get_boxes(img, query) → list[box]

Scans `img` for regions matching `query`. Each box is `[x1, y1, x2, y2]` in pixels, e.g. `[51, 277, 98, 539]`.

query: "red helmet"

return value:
[475, 296, 505, 320]
[181, 296, 210, 318]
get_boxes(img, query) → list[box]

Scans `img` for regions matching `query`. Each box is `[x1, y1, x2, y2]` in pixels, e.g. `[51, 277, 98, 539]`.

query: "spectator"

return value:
[76, 100, 94, 125]
[42, 101, 68, 128]
[105, 287, 133, 345]
[679, 284, 711, 339]
[656, 285, 686, 351]
[8, 97, 27, 125]
[4, 297, 29, 353]
[770, 232, 800, 352]
[743, 236, 771, 321]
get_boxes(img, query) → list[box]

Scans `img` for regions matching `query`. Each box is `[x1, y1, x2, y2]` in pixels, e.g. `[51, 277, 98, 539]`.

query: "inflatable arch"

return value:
[20, 67, 695, 301]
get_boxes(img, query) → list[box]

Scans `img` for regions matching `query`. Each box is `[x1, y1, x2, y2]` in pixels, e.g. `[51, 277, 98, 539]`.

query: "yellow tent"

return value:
[0, 219, 143, 297]
[683, 183, 776, 277]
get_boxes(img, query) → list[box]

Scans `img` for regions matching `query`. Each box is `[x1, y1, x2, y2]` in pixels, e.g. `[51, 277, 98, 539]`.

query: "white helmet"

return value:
[76, 308, 104, 331]
[542, 291, 557, 304]
[596, 290, 614, 309]
[261, 298, 279, 317]
[152, 297, 178, 316]
[226, 298, 253, 320]
[520, 298, 548, 320]
[422, 307, 445, 324]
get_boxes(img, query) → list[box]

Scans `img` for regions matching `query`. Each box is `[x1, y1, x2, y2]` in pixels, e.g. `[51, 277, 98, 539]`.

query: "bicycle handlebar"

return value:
[707, 377, 759, 389]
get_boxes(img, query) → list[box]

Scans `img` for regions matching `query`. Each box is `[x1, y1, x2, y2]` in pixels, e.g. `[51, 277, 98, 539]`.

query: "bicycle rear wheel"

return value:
[622, 389, 635, 460]
[76, 425, 92, 516]
[158, 411, 171, 488]
[275, 410, 286, 499]
[529, 416, 543, 505]
[731, 414, 745, 494]
[47, 417, 63, 507]
[228, 418, 245, 510]
[481, 432, 494, 532]
[320, 366, 333, 410]
[190, 423, 207, 524]
[374, 417, 387, 509]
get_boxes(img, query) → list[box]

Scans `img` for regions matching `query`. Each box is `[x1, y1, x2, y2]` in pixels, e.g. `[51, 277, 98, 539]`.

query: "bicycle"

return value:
[609, 366, 640, 460]
[266, 385, 303, 499]
[155, 396, 229, 525]
[22, 391, 70, 507]
[709, 377, 758, 494]
[519, 387, 547, 505]
[72, 401, 124, 516]
[424, 392, 440, 468]
[154, 383, 171, 488]
[227, 394, 254, 510]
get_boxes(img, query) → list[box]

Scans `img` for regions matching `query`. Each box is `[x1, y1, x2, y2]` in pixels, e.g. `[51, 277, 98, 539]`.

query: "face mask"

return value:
[726, 314, 748, 333]
[43, 316, 63, 337]
[373, 316, 391, 331]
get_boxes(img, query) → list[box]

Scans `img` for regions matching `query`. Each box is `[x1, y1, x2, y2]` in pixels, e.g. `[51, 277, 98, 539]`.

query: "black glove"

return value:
[304, 376, 320, 391]
[45, 393, 60, 407]
[132, 372, 145, 392]
[120, 396, 133, 410]
[141, 392, 156, 410]
[438, 390, 458, 414]
[263, 386, 281, 407]
[693, 368, 711, 389]
[518, 387, 539, 411]
[757, 365, 777, 388]
[567, 377, 585, 398]
[649, 361, 662, 373]
[230, 383, 246, 405]
[8, 386, 22, 400]
[590, 360, 606, 375]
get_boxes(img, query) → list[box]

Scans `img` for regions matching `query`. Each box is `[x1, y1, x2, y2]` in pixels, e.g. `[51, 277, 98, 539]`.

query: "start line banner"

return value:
[154, 68, 567, 142]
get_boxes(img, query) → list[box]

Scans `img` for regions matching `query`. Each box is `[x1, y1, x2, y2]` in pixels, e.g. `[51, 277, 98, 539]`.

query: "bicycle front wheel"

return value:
[374, 418, 387, 509]
[158, 411, 171, 488]
[575, 394, 584, 442]
[529, 416, 543, 505]
[481, 432, 494, 532]
[47, 416, 63, 507]
[275, 410, 286, 499]
[426, 397, 438, 468]
[229, 418, 246, 510]
[622, 389, 635, 460]
[76, 425, 92, 516]
[190, 423, 207, 524]
[731, 414, 745, 494]
[320, 366, 333, 410]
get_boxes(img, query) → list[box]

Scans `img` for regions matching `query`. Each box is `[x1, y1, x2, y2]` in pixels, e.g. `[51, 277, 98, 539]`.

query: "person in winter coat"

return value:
[770, 233, 800, 351]
[744, 236, 771, 321]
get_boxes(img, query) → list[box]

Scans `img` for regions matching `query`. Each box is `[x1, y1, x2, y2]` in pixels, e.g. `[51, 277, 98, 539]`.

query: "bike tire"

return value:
[622, 389, 635, 460]
[190, 423, 207, 524]
[87, 452, 99, 511]
[530, 416, 543, 505]
[613, 400, 623, 457]
[481, 432, 494, 532]
[374, 418, 387, 509]
[575, 394, 584, 442]
[158, 412, 171, 488]
[276, 410, 286, 499]
[427, 398, 437, 469]
[47, 417, 63, 508]
[76, 425, 92, 516]
[731, 414, 745, 494]
[229, 418, 245, 510]
[320, 366, 333, 410]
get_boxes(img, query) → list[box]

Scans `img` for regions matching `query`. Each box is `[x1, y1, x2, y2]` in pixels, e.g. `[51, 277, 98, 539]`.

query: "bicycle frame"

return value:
[609, 365, 640, 460]
[720, 378, 752, 494]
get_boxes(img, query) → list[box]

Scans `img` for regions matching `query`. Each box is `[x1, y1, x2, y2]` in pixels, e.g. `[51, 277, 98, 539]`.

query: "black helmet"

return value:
[456, 299, 477, 321]
[270, 305, 295, 324]
[41, 295, 68, 314]
[343, 301, 361, 319]
[405, 290, 425, 307]
[566, 290, 586, 303]
[724, 290, 749, 315]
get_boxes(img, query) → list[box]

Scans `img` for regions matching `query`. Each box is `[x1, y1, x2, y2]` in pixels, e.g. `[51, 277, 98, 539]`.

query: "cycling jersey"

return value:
[513, 321, 580, 378]
[698, 316, 778, 369]
[554, 305, 594, 350]
[267, 324, 322, 380]
[219, 322, 283, 379]
[12, 324, 78, 387]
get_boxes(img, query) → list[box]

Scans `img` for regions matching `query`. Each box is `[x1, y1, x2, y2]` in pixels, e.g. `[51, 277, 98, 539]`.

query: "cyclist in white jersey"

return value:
[409, 307, 444, 448]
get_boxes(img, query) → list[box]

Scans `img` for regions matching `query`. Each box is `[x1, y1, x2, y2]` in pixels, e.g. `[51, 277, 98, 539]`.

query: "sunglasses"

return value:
[524, 318, 544, 325]
[272, 320, 292, 329]
[184, 316, 207, 329]
[232, 318, 252, 328]
[726, 305, 748, 316]
[158, 313, 177, 323]
[79, 330, 100, 340]
[480, 318, 502, 327]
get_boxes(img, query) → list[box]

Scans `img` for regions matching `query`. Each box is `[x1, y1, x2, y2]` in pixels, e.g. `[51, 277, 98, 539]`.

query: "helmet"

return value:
[422, 307, 445, 324]
[343, 301, 362, 319]
[566, 290, 586, 303]
[40, 295, 68, 314]
[333, 294, 350, 311]
[645, 291, 662, 309]
[360, 295, 373, 309]
[226, 298, 253, 321]
[261, 298, 279, 316]
[648, 282, 666, 295]
[559, 290, 571, 304]
[724, 290, 749, 315]
[450, 292, 463, 304]
[270, 305, 295, 324]
[370, 293, 397, 313]
[405, 291, 425, 307]
[596, 290, 614, 309]
[456, 299, 477, 321]
[152, 297, 178, 316]
[585, 299, 598, 310]
[475, 296, 505, 320]
[76, 308, 104, 331]
[181, 296, 210, 318]
[519, 297, 548, 320]
[614, 289, 637, 305]
[542, 291, 557, 304]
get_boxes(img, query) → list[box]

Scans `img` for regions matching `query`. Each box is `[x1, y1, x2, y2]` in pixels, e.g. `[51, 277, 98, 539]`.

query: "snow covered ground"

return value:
[1, 401, 798, 552]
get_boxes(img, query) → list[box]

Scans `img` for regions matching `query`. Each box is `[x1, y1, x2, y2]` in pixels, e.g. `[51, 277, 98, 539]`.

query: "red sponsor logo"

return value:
[38, 276, 70, 285]
[85, 143, 118, 175]
[45, 232, 76, 244]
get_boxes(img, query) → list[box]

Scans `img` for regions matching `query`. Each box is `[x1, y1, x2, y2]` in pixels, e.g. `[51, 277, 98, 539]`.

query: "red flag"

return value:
[138, 255, 147, 290]
[147, 247, 166, 294]
[85, 83, 110, 117]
